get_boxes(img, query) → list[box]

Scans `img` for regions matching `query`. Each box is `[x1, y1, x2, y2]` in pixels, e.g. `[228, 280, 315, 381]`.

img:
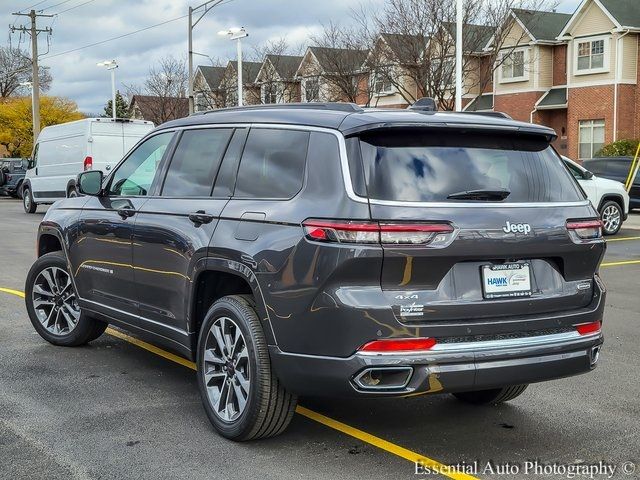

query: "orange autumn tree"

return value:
[0, 96, 84, 157]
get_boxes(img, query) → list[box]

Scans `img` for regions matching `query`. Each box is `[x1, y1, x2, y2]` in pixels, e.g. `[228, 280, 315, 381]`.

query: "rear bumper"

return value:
[270, 278, 606, 398]
[270, 331, 603, 397]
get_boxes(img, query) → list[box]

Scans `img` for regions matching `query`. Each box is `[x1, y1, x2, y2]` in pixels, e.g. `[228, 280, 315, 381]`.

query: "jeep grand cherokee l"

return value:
[25, 103, 606, 441]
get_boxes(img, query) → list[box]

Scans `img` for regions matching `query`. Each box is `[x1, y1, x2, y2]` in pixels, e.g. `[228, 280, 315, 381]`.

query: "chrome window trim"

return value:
[154, 122, 591, 208]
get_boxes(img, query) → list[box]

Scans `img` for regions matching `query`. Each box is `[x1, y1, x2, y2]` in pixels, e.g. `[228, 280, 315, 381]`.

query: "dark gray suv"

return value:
[25, 103, 606, 441]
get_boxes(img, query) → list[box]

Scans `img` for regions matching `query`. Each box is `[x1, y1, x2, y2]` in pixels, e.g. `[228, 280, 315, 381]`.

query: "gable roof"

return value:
[464, 93, 494, 112]
[227, 61, 263, 84]
[307, 46, 369, 73]
[511, 9, 572, 42]
[598, 0, 640, 29]
[263, 54, 303, 80]
[442, 23, 495, 52]
[379, 33, 426, 61]
[196, 65, 226, 90]
[559, 0, 640, 38]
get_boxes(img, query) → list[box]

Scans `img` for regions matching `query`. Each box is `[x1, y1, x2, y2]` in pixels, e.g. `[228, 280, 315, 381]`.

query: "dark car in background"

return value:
[0, 158, 27, 199]
[24, 103, 606, 441]
[583, 156, 640, 210]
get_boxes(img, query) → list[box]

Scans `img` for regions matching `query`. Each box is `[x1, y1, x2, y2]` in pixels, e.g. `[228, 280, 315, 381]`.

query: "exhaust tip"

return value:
[590, 345, 601, 366]
[353, 367, 413, 390]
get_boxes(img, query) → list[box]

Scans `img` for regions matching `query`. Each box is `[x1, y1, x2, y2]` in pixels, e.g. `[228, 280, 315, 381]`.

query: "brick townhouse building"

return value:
[468, 0, 640, 160]
[191, 0, 640, 161]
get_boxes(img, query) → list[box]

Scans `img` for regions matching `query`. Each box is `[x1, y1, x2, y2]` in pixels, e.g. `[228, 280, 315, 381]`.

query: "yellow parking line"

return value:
[0, 287, 25, 298]
[606, 236, 640, 242]
[601, 259, 640, 267]
[0, 287, 475, 480]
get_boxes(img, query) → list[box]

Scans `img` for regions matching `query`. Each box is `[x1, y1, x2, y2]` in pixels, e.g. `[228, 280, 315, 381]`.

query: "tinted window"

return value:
[357, 130, 583, 203]
[108, 132, 173, 196]
[234, 129, 309, 199]
[162, 128, 233, 197]
[607, 160, 632, 177]
[563, 160, 584, 179]
[583, 159, 606, 175]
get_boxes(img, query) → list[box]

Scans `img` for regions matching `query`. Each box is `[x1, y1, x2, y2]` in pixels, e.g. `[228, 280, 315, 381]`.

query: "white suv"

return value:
[563, 156, 629, 235]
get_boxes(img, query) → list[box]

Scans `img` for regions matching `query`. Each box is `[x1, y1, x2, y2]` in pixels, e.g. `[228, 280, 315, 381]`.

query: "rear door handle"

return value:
[188, 211, 214, 226]
[117, 207, 136, 220]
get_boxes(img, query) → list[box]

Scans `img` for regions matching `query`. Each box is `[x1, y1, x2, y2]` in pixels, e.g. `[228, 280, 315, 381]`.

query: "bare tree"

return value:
[252, 38, 302, 104]
[192, 57, 228, 110]
[310, 22, 372, 105]
[126, 55, 189, 124]
[356, 0, 556, 110]
[0, 46, 52, 98]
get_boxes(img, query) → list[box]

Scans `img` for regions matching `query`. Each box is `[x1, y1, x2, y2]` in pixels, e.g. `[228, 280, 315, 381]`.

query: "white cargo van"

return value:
[22, 118, 154, 213]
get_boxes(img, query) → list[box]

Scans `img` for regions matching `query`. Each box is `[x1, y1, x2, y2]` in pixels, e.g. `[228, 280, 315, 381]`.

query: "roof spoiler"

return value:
[408, 97, 437, 112]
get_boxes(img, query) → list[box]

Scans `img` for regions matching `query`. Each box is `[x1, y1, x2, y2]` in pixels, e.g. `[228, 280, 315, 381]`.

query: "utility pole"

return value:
[188, 0, 224, 114]
[11, 10, 53, 143]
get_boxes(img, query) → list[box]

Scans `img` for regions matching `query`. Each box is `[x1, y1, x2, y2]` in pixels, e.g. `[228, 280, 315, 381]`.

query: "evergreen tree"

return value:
[103, 90, 130, 118]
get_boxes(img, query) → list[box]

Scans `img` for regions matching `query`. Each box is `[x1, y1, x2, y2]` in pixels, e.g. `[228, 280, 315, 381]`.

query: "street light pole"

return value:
[219, 28, 248, 107]
[188, 0, 225, 114]
[455, 0, 463, 112]
[97, 60, 118, 120]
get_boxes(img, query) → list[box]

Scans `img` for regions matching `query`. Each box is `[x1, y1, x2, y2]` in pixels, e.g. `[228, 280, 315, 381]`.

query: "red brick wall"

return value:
[617, 84, 636, 141]
[480, 57, 494, 94]
[552, 45, 567, 86]
[567, 86, 615, 159]
[494, 91, 544, 122]
[534, 110, 568, 156]
[355, 73, 370, 106]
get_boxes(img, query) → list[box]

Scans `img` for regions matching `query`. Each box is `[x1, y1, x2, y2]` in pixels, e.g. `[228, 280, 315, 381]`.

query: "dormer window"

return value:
[574, 36, 609, 75]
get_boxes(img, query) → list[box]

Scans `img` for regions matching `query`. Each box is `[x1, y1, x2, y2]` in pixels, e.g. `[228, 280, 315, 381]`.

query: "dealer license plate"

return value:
[482, 263, 532, 299]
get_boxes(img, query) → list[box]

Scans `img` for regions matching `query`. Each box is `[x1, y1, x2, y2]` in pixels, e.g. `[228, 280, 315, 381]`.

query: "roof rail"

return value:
[462, 111, 513, 120]
[194, 102, 364, 116]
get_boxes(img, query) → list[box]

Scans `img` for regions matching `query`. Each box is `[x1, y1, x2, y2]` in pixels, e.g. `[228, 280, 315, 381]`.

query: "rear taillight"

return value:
[567, 219, 602, 240]
[83, 156, 93, 171]
[359, 337, 437, 353]
[302, 219, 454, 245]
[575, 321, 601, 336]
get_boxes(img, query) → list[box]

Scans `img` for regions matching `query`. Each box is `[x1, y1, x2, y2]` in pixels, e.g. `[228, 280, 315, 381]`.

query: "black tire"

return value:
[16, 181, 23, 200]
[599, 200, 623, 236]
[22, 186, 37, 213]
[0, 170, 5, 187]
[67, 185, 78, 198]
[196, 295, 297, 441]
[453, 384, 528, 405]
[25, 251, 107, 346]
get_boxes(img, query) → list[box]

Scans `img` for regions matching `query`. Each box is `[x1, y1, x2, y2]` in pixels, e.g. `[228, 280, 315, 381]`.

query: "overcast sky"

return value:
[2, 0, 582, 114]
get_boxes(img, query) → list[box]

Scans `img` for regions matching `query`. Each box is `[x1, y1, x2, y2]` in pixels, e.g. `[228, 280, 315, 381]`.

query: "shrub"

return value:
[595, 139, 640, 157]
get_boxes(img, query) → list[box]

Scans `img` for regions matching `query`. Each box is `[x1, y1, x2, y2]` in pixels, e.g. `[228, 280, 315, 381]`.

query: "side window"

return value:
[107, 132, 173, 196]
[564, 161, 584, 179]
[234, 128, 309, 199]
[161, 128, 233, 197]
[30, 144, 39, 169]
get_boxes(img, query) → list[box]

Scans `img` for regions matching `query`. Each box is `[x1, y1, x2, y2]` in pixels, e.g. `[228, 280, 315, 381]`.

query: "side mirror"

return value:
[583, 170, 594, 180]
[77, 170, 104, 196]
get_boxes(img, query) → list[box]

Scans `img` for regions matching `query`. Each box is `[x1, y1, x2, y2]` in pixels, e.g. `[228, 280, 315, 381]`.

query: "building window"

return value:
[195, 93, 208, 112]
[579, 120, 605, 159]
[262, 83, 278, 104]
[500, 49, 527, 82]
[430, 58, 455, 89]
[373, 71, 394, 95]
[303, 77, 320, 102]
[575, 37, 608, 74]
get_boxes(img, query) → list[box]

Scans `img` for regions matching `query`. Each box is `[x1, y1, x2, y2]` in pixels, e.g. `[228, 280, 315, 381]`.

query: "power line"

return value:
[18, 0, 49, 12]
[38, 0, 75, 12]
[41, 13, 189, 60]
[55, 0, 97, 15]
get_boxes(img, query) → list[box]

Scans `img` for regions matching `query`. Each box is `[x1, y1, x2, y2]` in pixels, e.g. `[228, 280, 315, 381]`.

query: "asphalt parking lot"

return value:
[1, 197, 639, 480]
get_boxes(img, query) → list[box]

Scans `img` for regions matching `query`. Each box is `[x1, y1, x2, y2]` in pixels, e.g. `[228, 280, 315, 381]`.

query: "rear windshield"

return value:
[355, 129, 584, 203]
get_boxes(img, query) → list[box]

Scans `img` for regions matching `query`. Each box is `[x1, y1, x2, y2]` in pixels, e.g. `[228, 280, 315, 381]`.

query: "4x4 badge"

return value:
[503, 221, 531, 235]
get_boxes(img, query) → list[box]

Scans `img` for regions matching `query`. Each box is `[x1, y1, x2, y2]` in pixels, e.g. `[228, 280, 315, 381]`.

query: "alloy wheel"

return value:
[602, 204, 621, 234]
[31, 266, 80, 336]
[202, 316, 250, 422]
[24, 191, 31, 210]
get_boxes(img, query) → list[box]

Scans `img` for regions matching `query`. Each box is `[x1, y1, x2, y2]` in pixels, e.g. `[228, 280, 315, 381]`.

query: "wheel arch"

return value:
[188, 258, 277, 354]
[597, 194, 624, 212]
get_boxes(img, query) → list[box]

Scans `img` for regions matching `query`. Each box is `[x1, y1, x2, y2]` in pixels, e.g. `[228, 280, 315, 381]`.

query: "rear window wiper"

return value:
[446, 189, 511, 201]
